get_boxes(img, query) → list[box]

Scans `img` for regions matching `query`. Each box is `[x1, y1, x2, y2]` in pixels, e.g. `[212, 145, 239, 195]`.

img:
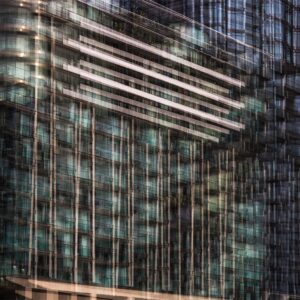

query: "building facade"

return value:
[0, 0, 297, 300]
[155, 0, 300, 298]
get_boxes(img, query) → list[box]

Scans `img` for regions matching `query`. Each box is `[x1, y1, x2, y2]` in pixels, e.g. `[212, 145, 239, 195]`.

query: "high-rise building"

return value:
[0, 1, 297, 300]
[155, 0, 300, 298]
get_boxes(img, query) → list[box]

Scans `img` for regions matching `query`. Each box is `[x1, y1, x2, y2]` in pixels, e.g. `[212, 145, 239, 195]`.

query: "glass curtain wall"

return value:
[154, 0, 300, 298]
[0, 0, 271, 299]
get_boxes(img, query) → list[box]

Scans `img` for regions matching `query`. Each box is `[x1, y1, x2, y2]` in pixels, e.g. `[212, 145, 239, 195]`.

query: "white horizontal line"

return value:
[75, 16, 245, 87]
[63, 89, 219, 142]
[80, 83, 230, 134]
[79, 35, 230, 96]
[64, 64, 244, 131]
[80, 60, 230, 114]
[64, 39, 244, 109]
[78, 0, 270, 60]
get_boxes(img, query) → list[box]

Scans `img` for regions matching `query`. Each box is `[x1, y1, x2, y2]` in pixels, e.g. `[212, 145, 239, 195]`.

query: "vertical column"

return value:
[49, 15, 57, 279]
[218, 152, 223, 298]
[222, 150, 229, 298]
[154, 129, 161, 291]
[116, 116, 124, 287]
[53, 90, 57, 280]
[291, 158, 296, 289]
[146, 143, 149, 291]
[167, 130, 171, 291]
[130, 119, 135, 286]
[160, 131, 164, 291]
[112, 133, 115, 288]
[201, 141, 205, 293]
[177, 152, 181, 294]
[34, 7, 40, 282]
[127, 120, 132, 286]
[74, 103, 82, 283]
[91, 107, 96, 283]
[29, 8, 41, 279]
[207, 160, 211, 297]
[189, 141, 195, 294]
[232, 148, 236, 298]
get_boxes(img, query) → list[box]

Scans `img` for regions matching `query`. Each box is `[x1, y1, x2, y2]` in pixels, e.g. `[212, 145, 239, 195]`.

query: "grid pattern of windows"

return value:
[0, 1, 292, 300]
[155, 0, 300, 298]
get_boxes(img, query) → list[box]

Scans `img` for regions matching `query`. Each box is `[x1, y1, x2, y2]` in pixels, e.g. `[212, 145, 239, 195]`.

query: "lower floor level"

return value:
[1, 277, 299, 300]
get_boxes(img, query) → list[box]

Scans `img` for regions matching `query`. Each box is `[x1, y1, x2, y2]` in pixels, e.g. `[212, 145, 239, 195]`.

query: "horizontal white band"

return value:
[80, 83, 230, 134]
[64, 38, 244, 109]
[79, 60, 230, 114]
[63, 89, 219, 142]
[63, 64, 244, 131]
[79, 35, 230, 96]
[72, 16, 245, 87]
